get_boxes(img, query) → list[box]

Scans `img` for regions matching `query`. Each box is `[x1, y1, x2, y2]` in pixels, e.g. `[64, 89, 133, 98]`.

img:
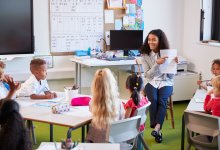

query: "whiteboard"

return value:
[50, 0, 104, 53]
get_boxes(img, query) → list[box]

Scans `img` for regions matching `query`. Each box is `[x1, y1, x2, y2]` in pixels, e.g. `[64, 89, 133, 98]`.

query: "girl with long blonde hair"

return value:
[86, 68, 124, 143]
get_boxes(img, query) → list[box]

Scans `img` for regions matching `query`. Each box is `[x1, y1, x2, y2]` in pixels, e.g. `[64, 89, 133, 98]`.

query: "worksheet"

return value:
[159, 49, 177, 74]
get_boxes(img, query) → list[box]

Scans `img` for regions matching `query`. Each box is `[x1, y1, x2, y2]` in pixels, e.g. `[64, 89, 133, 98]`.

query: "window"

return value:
[200, 0, 220, 42]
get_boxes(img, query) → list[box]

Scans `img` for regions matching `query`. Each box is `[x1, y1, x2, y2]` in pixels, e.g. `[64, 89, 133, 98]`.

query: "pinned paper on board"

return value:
[136, 8, 143, 20]
[129, 0, 137, 4]
[104, 10, 114, 24]
[115, 19, 123, 30]
[128, 15, 136, 26]
[107, 0, 123, 8]
[123, 16, 129, 26]
[137, 0, 142, 7]
[125, 4, 130, 14]
[129, 4, 136, 14]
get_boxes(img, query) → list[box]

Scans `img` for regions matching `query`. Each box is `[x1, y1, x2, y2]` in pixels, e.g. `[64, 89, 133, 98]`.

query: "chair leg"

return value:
[165, 111, 168, 120]
[27, 120, 37, 145]
[139, 134, 149, 150]
[169, 96, 175, 129]
[186, 143, 191, 150]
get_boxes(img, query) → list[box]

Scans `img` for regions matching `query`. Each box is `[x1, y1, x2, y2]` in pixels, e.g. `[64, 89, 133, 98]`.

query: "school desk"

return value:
[181, 89, 206, 150]
[37, 142, 120, 150]
[16, 95, 92, 143]
[70, 57, 137, 93]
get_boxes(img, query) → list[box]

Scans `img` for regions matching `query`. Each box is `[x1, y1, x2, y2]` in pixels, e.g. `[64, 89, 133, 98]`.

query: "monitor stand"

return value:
[123, 50, 130, 57]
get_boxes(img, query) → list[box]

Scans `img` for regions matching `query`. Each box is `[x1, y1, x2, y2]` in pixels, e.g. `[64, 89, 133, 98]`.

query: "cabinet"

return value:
[173, 72, 199, 101]
[119, 71, 199, 101]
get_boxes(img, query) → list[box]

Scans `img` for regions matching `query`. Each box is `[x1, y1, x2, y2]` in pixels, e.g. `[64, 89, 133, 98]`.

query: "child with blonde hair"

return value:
[204, 75, 220, 117]
[86, 68, 125, 143]
[17, 58, 57, 99]
[197, 59, 220, 90]
[0, 61, 20, 100]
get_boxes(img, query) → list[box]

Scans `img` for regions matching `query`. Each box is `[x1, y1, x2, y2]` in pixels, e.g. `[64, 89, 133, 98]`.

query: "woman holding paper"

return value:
[140, 29, 178, 143]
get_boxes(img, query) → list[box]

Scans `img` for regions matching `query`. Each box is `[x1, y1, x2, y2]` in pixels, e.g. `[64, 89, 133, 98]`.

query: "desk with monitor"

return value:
[70, 57, 137, 93]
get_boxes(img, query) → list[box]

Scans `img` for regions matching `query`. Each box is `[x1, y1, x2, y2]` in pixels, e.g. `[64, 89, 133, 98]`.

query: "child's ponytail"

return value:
[131, 86, 140, 106]
[126, 74, 143, 106]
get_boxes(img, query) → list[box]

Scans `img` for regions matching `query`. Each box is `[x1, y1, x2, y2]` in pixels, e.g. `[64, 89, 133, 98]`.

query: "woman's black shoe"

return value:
[151, 130, 158, 137]
[155, 132, 163, 143]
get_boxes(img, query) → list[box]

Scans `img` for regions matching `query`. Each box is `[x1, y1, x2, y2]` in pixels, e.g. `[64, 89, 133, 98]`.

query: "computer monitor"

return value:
[0, 0, 34, 55]
[110, 30, 143, 51]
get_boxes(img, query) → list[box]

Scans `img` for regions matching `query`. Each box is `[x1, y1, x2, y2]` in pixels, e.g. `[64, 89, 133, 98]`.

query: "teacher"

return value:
[140, 29, 178, 143]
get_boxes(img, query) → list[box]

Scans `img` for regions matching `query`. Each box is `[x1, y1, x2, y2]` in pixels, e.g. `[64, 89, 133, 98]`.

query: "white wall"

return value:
[4, 0, 74, 81]
[183, 0, 220, 79]
[143, 0, 184, 55]
[4, 0, 185, 83]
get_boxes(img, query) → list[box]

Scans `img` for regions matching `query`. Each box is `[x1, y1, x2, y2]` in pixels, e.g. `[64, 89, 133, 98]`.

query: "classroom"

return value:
[0, 0, 219, 150]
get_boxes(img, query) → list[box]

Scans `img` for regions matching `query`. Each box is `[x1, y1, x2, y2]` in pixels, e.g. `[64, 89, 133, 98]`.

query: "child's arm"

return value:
[125, 107, 132, 119]
[30, 93, 55, 100]
[197, 80, 207, 90]
[203, 90, 213, 113]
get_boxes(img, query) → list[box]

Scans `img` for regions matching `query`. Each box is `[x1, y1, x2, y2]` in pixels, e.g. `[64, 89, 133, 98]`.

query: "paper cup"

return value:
[64, 87, 79, 103]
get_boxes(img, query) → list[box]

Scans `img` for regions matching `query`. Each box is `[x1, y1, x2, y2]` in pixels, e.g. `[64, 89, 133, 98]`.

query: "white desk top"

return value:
[70, 57, 137, 67]
[37, 142, 120, 150]
[16, 94, 92, 128]
[186, 89, 206, 112]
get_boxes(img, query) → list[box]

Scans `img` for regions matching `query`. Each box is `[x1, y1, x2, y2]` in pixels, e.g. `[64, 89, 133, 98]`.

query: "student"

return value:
[197, 59, 220, 90]
[124, 73, 149, 150]
[17, 58, 57, 99]
[0, 100, 32, 150]
[86, 68, 125, 143]
[204, 76, 220, 117]
[140, 29, 178, 143]
[0, 61, 20, 100]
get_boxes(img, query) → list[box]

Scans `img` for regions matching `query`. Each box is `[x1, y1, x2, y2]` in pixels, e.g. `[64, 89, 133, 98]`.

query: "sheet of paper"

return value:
[115, 19, 122, 30]
[159, 49, 177, 74]
[16, 100, 37, 107]
[123, 16, 129, 26]
[129, 4, 136, 14]
[104, 10, 114, 24]
[109, 0, 123, 8]
[193, 89, 207, 103]
[125, 4, 130, 14]
[128, 15, 135, 26]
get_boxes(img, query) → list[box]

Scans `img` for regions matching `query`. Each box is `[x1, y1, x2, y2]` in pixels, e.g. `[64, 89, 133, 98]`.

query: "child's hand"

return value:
[4, 75, 21, 91]
[207, 89, 213, 95]
[197, 80, 202, 85]
[46, 93, 55, 99]
[53, 92, 57, 98]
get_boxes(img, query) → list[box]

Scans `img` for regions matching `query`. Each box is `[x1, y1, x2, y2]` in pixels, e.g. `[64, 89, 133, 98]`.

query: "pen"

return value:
[201, 80, 211, 82]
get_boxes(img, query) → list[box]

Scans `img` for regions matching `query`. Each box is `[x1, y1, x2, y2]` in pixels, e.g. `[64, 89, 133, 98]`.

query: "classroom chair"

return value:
[133, 102, 151, 150]
[165, 94, 175, 129]
[108, 116, 141, 150]
[184, 110, 220, 150]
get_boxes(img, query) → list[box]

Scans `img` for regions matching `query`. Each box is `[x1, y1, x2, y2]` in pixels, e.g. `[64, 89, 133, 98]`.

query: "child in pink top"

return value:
[124, 73, 149, 150]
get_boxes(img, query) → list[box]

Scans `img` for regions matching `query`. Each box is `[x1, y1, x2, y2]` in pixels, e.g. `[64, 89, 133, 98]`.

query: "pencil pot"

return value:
[64, 87, 79, 104]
